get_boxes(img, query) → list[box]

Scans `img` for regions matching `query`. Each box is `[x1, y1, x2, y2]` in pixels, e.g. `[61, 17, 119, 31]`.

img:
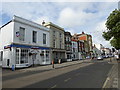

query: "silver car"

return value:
[97, 56, 103, 60]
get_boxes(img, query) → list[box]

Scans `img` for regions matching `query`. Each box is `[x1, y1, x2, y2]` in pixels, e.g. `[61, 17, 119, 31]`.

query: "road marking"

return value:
[64, 78, 71, 82]
[102, 77, 110, 88]
[112, 78, 118, 88]
[51, 85, 57, 88]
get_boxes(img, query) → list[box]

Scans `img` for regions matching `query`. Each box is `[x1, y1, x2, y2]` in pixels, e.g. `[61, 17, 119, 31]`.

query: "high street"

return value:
[2, 58, 118, 89]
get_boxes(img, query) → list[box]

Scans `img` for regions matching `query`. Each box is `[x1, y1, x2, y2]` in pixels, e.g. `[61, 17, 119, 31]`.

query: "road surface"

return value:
[2, 59, 113, 89]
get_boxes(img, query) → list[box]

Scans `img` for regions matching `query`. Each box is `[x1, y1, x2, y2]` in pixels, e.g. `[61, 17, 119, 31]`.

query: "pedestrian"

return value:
[52, 60, 54, 68]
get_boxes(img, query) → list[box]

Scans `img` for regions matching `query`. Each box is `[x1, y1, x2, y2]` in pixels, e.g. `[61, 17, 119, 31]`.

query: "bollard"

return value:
[52, 60, 54, 68]
[12, 65, 15, 71]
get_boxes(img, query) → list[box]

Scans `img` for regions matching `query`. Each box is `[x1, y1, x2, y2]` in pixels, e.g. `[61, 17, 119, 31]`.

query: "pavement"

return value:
[102, 57, 119, 89]
[2, 59, 91, 76]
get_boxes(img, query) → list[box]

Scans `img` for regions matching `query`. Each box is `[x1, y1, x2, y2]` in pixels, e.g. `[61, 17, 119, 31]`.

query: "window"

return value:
[60, 40, 62, 49]
[46, 51, 49, 61]
[0, 51, 3, 61]
[60, 33, 62, 38]
[53, 39, 56, 48]
[33, 31, 37, 43]
[20, 49, 29, 63]
[16, 49, 20, 64]
[53, 31, 55, 37]
[59, 33, 62, 49]
[43, 33, 46, 44]
[19, 27, 25, 41]
[15, 48, 29, 64]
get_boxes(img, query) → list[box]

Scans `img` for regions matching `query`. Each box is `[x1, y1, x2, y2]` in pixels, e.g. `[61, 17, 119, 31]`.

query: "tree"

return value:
[102, 9, 120, 50]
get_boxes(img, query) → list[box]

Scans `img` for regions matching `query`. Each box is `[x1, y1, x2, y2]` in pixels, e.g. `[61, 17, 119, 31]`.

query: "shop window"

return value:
[46, 50, 49, 61]
[16, 48, 20, 64]
[20, 49, 29, 63]
[16, 48, 29, 64]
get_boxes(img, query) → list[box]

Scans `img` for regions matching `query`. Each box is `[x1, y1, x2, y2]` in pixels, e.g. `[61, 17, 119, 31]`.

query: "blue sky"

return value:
[1, 1, 119, 48]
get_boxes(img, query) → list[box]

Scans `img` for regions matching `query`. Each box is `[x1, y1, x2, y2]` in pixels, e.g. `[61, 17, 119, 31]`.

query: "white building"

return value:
[93, 44, 101, 57]
[43, 22, 66, 63]
[0, 15, 51, 68]
[71, 40, 78, 60]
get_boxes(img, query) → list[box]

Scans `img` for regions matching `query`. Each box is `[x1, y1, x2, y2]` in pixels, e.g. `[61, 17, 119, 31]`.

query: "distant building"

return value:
[76, 32, 93, 58]
[93, 44, 101, 57]
[102, 48, 111, 56]
[44, 22, 66, 63]
[71, 34, 85, 60]
[71, 38, 78, 60]
[95, 44, 105, 56]
[64, 32, 72, 61]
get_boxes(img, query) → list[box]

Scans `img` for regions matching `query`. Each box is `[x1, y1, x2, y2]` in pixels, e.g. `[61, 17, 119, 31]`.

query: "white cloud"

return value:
[1, 0, 119, 2]
[58, 7, 95, 28]
[90, 20, 112, 48]
[1, 2, 117, 48]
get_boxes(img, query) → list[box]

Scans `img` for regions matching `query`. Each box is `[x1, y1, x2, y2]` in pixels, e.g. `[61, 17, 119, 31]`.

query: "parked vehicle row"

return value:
[97, 54, 114, 60]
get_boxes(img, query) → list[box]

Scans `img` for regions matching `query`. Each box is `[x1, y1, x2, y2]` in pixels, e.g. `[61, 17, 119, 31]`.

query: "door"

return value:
[0, 51, 3, 66]
[32, 54, 36, 65]
[7, 59, 10, 66]
[0, 51, 3, 61]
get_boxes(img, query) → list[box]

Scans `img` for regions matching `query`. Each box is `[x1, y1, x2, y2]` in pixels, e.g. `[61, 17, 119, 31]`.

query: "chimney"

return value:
[42, 20, 45, 25]
[82, 31, 85, 34]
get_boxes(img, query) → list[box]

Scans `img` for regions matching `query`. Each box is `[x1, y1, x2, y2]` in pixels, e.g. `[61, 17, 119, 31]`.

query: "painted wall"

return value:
[13, 16, 50, 47]
[0, 22, 14, 50]
[72, 41, 78, 60]
[1, 16, 51, 68]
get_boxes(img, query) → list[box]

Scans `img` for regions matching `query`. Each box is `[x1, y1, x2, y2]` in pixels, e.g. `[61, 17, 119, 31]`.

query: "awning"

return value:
[6, 44, 50, 50]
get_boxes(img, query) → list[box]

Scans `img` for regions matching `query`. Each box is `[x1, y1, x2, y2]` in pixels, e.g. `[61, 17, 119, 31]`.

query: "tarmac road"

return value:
[2, 59, 114, 89]
[23, 61, 113, 88]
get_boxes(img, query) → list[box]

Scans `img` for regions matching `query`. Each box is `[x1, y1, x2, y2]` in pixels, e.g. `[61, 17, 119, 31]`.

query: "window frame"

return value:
[33, 31, 37, 43]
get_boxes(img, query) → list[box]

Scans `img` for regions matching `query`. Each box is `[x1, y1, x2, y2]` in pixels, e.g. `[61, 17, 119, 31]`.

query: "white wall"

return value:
[12, 15, 50, 47]
[13, 21, 50, 47]
[72, 41, 78, 52]
[0, 29, 2, 50]
[0, 22, 14, 50]
[72, 41, 78, 59]
[1, 16, 51, 68]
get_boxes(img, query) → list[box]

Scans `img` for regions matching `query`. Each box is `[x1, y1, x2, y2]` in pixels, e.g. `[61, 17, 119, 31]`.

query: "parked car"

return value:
[103, 55, 106, 58]
[105, 55, 109, 58]
[97, 56, 103, 60]
[86, 56, 90, 59]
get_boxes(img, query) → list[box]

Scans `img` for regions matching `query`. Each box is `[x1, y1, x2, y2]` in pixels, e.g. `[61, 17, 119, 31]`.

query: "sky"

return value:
[1, 0, 119, 49]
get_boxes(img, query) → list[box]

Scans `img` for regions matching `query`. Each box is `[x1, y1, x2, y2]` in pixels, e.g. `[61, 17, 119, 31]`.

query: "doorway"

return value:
[7, 59, 10, 66]
[0, 51, 3, 61]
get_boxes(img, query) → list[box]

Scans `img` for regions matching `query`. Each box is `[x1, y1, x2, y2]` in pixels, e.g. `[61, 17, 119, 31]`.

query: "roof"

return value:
[0, 15, 49, 32]
[44, 22, 64, 31]
[0, 20, 12, 29]
[65, 31, 72, 36]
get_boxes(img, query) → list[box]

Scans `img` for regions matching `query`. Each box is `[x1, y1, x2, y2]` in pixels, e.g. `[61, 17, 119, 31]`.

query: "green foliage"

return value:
[102, 9, 120, 49]
[110, 38, 120, 50]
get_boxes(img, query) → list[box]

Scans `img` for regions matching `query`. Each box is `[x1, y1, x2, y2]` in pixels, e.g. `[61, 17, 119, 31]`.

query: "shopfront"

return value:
[2, 44, 51, 68]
